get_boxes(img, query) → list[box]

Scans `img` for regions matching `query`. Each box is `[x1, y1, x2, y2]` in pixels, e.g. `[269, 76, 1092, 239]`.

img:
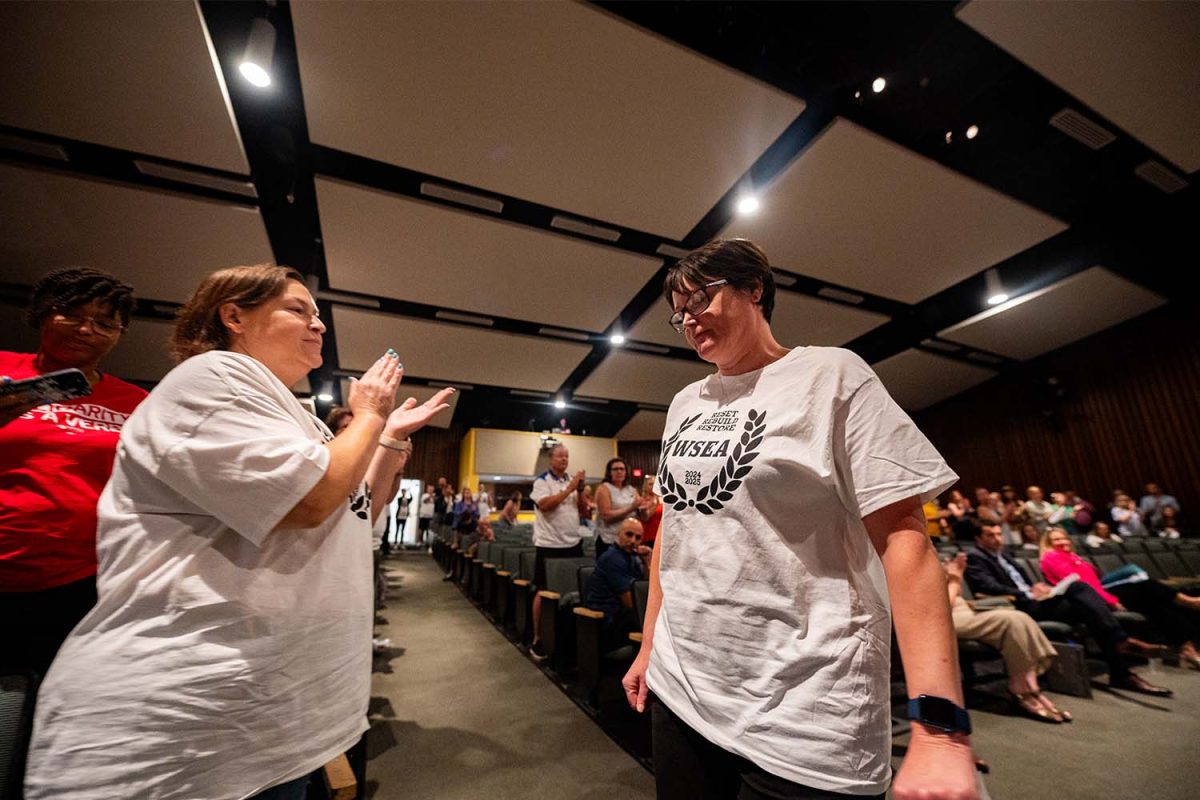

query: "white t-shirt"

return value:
[25, 351, 372, 800]
[419, 491, 435, 518]
[531, 470, 582, 548]
[595, 482, 638, 543]
[646, 347, 957, 795]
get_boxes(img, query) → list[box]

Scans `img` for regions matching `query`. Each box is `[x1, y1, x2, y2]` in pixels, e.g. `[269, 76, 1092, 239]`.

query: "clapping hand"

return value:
[570, 470, 587, 491]
[347, 351, 404, 421]
[384, 387, 455, 440]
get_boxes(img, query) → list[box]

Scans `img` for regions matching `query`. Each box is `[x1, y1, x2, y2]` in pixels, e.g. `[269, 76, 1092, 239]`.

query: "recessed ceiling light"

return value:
[493, 476, 502, 481]
[610, 334, 626, 345]
[871, 77, 886, 94]
[966, 125, 980, 140]
[239, 62, 271, 88]
[316, 393, 333, 402]
[736, 195, 760, 215]
[984, 268, 1008, 306]
[945, 131, 953, 144]
[986, 293, 1009, 306]
[554, 398, 566, 410]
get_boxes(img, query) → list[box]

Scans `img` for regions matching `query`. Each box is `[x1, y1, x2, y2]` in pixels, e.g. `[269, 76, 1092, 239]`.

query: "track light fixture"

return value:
[984, 268, 1009, 306]
[239, 16, 276, 88]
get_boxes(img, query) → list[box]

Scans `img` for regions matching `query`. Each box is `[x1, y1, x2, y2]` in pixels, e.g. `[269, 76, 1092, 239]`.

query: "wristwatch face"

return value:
[916, 696, 959, 729]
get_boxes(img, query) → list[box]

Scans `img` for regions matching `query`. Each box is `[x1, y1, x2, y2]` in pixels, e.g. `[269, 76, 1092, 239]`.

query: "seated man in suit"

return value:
[965, 523, 1172, 696]
[584, 519, 650, 652]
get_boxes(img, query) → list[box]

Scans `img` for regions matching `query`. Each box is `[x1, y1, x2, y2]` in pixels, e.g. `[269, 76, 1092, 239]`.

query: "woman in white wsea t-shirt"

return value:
[24, 266, 452, 800]
[621, 240, 977, 800]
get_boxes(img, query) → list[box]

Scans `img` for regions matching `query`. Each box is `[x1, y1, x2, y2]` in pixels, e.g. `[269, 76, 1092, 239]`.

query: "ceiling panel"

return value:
[871, 349, 997, 412]
[292, 0, 804, 239]
[958, 0, 1200, 173]
[333, 306, 590, 393]
[616, 410, 669, 442]
[575, 351, 713, 407]
[0, 299, 176, 385]
[0, 164, 273, 303]
[316, 178, 660, 332]
[625, 289, 888, 349]
[722, 118, 1068, 303]
[0, 1, 247, 173]
[338, 378, 460, 429]
[938, 266, 1165, 361]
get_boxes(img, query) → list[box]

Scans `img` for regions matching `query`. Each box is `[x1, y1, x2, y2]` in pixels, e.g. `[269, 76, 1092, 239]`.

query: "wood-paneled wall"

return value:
[406, 423, 466, 489]
[913, 303, 1199, 523]
[618, 440, 663, 482]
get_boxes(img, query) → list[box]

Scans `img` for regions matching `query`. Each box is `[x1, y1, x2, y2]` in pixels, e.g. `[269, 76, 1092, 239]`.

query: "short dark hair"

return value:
[324, 405, 354, 433]
[171, 264, 304, 362]
[662, 238, 775, 323]
[26, 267, 135, 329]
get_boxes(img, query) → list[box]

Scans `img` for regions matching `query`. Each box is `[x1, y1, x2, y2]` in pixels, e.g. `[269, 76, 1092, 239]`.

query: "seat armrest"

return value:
[497, 570, 512, 577]
[629, 632, 643, 643]
[323, 754, 356, 800]
[574, 607, 604, 619]
[538, 590, 561, 600]
[513, 579, 530, 587]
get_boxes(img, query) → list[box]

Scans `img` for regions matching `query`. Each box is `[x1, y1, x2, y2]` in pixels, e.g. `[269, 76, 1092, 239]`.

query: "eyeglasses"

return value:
[668, 279, 728, 333]
[50, 311, 125, 337]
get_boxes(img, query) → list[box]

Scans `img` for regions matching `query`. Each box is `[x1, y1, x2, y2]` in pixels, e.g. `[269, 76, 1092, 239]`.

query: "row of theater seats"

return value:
[430, 525, 651, 714]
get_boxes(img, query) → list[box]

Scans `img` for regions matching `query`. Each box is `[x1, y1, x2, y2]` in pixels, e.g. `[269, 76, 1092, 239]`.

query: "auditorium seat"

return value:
[536, 556, 594, 669]
[513, 550, 538, 645]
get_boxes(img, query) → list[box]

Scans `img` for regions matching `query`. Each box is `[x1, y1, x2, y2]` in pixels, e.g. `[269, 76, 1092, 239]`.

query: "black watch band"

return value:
[906, 694, 972, 735]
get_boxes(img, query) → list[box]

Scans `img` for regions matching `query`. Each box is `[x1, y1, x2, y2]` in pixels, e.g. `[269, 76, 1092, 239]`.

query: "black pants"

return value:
[1021, 581, 1130, 678]
[1113, 581, 1199, 648]
[652, 701, 883, 800]
[0, 576, 97, 678]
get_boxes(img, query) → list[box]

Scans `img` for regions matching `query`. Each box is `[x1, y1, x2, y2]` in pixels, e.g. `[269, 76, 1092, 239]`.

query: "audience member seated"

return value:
[1066, 490, 1095, 533]
[943, 554, 1067, 723]
[1112, 493, 1151, 538]
[584, 519, 649, 652]
[1, 267, 148, 679]
[1000, 485, 1027, 531]
[1040, 528, 1200, 670]
[1047, 492, 1077, 534]
[1157, 506, 1182, 539]
[495, 491, 522, 532]
[1139, 482, 1180, 530]
[1018, 522, 1041, 551]
[1085, 521, 1122, 548]
[965, 523, 1172, 696]
[944, 489, 977, 541]
[1023, 486, 1055, 535]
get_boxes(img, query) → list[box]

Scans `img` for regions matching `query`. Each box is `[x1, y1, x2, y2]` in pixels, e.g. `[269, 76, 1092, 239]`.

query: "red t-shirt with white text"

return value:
[0, 351, 148, 592]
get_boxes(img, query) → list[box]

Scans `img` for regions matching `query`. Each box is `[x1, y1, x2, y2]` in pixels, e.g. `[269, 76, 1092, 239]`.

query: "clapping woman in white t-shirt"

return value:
[24, 265, 452, 800]
[594, 457, 646, 559]
[621, 240, 977, 800]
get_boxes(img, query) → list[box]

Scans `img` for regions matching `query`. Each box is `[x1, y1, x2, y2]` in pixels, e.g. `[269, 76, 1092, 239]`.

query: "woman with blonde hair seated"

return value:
[943, 553, 1069, 723]
[1040, 527, 1200, 670]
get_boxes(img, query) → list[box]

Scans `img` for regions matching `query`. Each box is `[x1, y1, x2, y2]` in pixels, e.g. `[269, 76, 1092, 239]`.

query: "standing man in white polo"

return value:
[530, 443, 587, 660]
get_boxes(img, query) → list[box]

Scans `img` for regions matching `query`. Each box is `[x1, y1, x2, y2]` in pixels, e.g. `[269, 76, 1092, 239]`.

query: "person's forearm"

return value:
[365, 446, 403, 524]
[637, 532, 665, 658]
[278, 412, 385, 529]
[883, 531, 965, 708]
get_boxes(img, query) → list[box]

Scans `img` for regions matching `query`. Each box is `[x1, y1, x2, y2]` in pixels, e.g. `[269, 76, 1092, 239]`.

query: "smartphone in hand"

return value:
[0, 368, 93, 409]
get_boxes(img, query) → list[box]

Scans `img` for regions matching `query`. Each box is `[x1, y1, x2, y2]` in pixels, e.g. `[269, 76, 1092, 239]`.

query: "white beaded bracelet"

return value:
[379, 435, 412, 454]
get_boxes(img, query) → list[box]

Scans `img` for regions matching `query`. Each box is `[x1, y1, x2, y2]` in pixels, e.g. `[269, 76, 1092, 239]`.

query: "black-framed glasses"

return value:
[49, 311, 125, 337]
[668, 279, 728, 333]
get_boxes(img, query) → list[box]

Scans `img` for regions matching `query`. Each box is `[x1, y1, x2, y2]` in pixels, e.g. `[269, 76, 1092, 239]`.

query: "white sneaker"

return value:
[372, 636, 392, 652]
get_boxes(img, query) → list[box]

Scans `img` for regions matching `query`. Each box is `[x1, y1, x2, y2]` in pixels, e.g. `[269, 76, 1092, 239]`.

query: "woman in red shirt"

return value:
[1039, 528, 1200, 669]
[0, 267, 147, 677]
[640, 475, 663, 547]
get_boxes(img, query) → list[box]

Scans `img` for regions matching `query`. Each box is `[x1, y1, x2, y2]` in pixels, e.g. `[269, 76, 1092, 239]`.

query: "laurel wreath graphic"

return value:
[659, 409, 766, 515]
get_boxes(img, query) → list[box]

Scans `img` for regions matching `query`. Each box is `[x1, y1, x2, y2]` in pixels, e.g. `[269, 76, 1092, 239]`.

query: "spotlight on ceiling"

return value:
[554, 397, 566, 410]
[871, 77, 886, 94]
[493, 476, 503, 481]
[609, 333, 626, 345]
[984, 268, 1008, 306]
[736, 195, 761, 215]
[966, 124, 980, 140]
[945, 131, 953, 144]
[316, 393, 333, 402]
[239, 17, 276, 88]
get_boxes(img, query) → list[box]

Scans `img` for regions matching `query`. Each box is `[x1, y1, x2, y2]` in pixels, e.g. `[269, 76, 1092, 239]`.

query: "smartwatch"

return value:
[906, 695, 972, 735]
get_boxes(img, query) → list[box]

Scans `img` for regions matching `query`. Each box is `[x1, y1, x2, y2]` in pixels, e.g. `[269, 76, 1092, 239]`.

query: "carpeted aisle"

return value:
[366, 550, 655, 800]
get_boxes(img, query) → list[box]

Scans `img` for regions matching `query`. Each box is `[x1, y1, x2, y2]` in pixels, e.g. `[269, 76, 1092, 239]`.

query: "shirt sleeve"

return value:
[153, 367, 330, 547]
[838, 367, 958, 519]
[530, 477, 552, 503]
